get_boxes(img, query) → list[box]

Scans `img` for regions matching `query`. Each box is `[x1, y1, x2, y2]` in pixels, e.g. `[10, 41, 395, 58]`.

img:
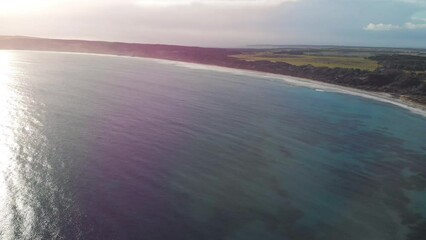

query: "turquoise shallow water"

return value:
[0, 51, 425, 240]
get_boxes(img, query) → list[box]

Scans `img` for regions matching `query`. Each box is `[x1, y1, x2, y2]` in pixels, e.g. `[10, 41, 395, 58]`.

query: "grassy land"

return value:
[231, 52, 380, 71]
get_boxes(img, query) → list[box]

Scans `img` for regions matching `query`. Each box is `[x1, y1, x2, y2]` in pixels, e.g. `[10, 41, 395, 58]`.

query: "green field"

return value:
[231, 52, 379, 71]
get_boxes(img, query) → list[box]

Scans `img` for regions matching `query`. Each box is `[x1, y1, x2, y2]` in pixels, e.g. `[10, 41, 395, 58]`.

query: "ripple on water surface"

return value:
[0, 51, 425, 240]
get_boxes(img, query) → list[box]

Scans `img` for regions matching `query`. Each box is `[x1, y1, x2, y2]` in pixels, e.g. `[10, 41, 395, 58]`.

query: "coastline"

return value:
[153, 58, 426, 118]
[4, 49, 426, 118]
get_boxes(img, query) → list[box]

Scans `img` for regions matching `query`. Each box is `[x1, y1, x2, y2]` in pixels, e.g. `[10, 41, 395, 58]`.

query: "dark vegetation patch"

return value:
[370, 54, 426, 72]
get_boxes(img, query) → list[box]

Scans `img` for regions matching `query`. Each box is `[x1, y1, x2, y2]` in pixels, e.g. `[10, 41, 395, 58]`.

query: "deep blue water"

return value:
[0, 51, 426, 240]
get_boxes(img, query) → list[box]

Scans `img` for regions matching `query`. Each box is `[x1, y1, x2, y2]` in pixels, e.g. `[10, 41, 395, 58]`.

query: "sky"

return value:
[0, 0, 426, 48]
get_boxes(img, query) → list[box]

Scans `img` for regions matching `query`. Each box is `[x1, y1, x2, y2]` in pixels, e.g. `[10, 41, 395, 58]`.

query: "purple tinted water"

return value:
[1, 51, 425, 240]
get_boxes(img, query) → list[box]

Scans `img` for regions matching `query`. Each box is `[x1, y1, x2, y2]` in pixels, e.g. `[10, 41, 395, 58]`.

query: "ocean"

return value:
[1, 51, 425, 240]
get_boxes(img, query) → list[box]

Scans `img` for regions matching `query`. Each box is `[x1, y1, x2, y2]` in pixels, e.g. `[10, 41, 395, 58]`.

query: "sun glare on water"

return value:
[0, 51, 16, 169]
[0, 51, 35, 239]
[0, 51, 18, 238]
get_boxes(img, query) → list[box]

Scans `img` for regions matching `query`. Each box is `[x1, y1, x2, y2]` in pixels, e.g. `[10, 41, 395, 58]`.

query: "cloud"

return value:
[364, 17, 426, 30]
[405, 22, 426, 29]
[365, 8, 426, 31]
[364, 23, 400, 31]
[2, 0, 426, 48]
[411, 11, 426, 21]
[396, 0, 426, 9]
[136, 0, 298, 7]
[397, 0, 426, 4]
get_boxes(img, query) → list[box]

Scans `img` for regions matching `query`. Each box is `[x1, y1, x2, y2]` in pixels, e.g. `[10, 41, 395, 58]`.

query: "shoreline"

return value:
[153, 58, 426, 118]
[4, 49, 426, 118]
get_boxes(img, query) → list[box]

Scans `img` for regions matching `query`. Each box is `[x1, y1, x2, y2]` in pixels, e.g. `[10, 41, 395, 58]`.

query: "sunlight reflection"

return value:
[0, 51, 18, 239]
[0, 52, 17, 172]
[0, 51, 35, 239]
[0, 51, 56, 239]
